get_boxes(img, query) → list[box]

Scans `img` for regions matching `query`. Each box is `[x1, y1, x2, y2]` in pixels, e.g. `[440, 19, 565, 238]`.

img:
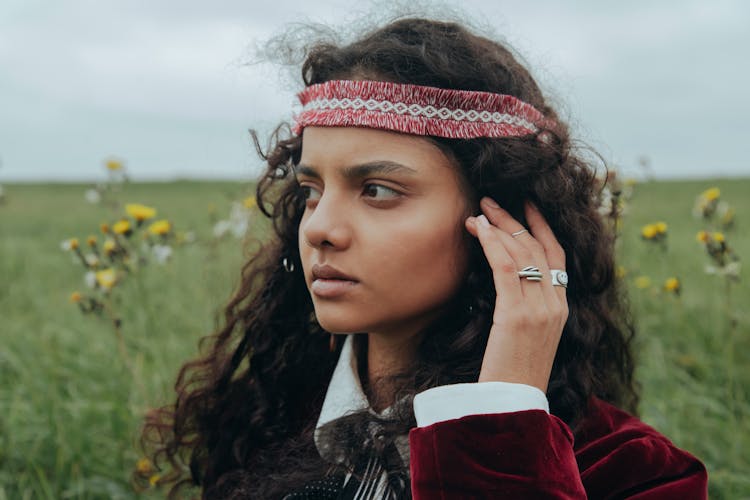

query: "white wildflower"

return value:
[152, 244, 173, 264]
[84, 271, 97, 289]
[705, 262, 742, 280]
[84, 188, 101, 204]
[213, 201, 253, 239]
[230, 219, 248, 238]
[213, 220, 231, 238]
[228, 202, 250, 238]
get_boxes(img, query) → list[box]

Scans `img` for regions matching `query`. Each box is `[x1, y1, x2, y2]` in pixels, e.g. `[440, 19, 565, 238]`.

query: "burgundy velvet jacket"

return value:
[409, 397, 707, 499]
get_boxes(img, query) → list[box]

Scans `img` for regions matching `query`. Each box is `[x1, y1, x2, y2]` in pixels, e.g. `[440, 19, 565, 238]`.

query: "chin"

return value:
[315, 315, 365, 334]
[312, 305, 371, 334]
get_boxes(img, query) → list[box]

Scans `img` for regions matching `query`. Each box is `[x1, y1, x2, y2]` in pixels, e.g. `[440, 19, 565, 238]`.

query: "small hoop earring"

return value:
[282, 257, 295, 273]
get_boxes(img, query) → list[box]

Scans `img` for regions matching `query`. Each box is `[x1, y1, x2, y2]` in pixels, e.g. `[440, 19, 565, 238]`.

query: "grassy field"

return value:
[0, 179, 747, 499]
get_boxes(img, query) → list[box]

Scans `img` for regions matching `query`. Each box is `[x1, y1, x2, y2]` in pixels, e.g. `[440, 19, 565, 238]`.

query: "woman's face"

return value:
[297, 126, 472, 339]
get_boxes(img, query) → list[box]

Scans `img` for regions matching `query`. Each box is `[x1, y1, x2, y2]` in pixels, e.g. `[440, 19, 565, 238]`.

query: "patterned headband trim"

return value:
[292, 80, 550, 139]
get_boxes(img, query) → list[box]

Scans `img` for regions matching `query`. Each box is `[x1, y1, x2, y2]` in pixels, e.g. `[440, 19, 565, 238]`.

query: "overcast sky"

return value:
[1, 0, 748, 182]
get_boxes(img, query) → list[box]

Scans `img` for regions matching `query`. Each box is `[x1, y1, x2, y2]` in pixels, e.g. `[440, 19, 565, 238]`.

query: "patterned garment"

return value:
[281, 474, 344, 500]
[284, 334, 410, 500]
[283, 452, 404, 500]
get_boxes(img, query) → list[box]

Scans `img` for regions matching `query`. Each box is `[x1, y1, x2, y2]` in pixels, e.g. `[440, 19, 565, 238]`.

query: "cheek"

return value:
[298, 228, 312, 276]
[370, 207, 468, 296]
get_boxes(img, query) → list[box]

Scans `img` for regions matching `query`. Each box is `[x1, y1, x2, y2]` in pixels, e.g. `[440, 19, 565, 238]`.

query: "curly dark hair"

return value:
[138, 16, 638, 499]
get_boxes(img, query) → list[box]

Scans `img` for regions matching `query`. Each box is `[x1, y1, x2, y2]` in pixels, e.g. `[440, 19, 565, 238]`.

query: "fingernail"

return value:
[481, 197, 499, 209]
[478, 214, 491, 227]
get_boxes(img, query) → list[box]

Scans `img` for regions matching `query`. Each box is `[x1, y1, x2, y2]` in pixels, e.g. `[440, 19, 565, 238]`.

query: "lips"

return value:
[312, 264, 358, 282]
[310, 264, 358, 299]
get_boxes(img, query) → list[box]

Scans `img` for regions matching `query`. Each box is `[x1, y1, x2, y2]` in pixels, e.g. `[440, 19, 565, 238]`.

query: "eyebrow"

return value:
[293, 161, 418, 181]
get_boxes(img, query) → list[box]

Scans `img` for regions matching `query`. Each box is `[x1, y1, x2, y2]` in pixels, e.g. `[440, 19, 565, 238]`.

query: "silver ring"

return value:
[551, 269, 568, 288]
[518, 265, 543, 282]
[511, 229, 529, 237]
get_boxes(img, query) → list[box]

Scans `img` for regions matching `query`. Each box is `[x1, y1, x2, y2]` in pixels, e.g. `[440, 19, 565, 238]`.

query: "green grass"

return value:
[0, 181, 253, 499]
[0, 179, 747, 498]
[614, 179, 750, 498]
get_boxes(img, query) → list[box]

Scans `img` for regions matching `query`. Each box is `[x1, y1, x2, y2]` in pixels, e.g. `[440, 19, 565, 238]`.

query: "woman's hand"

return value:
[465, 197, 568, 392]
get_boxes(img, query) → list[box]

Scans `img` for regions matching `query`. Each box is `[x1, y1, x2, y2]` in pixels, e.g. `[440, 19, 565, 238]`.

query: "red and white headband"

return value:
[292, 79, 549, 139]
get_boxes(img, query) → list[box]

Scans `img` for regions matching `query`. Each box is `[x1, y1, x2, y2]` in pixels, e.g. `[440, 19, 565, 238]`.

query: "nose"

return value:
[300, 189, 352, 250]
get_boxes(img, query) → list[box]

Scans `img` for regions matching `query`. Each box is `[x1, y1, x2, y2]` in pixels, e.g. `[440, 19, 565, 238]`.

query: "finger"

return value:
[480, 197, 525, 234]
[525, 202, 568, 302]
[525, 202, 566, 269]
[479, 198, 559, 307]
[480, 210, 553, 307]
[479, 198, 541, 264]
[466, 216, 524, 309]
[475, 214, 548, 311]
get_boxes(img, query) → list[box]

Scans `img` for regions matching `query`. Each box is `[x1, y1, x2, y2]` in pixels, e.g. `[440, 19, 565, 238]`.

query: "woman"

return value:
[139, 17, 708, 499]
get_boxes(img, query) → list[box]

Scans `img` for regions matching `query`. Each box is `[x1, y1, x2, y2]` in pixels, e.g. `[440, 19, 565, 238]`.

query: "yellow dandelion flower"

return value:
[112, 219, 132, 236]
[654, 222, 668, 234]
[95, 268, 117, 291]
[100, 222, 110, 234]
[641, 224, 658, 239]
[105, 159, 123, 171]
[86, 235, 97, 247]
[634, 276, 651, 289]
[243, 196, 257, 209]
[135, 457, 153, 474]
[696, 231, 709, 243]
[102, 239, 116, 255]
[664, 277, 680, 293]
[616, 266, 627, 279]
[147, 219, 171, 236]
[125, 203, 157, 222]
[148, 474, 161, 487]
[713, 232, 725, 243]
[701, 187, 720, 201]
[70, 291, 82, 303]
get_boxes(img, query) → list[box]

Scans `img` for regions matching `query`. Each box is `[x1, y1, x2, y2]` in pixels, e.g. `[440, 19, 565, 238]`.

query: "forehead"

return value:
[299, 126, 457, 176]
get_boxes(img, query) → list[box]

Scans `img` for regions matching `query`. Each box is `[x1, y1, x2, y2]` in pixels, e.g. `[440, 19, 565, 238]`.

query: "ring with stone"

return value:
[551, 269, 568, 288]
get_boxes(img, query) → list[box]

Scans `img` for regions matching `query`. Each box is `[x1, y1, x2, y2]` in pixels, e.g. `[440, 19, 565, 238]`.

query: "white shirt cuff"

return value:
[413, 382, 550, 427]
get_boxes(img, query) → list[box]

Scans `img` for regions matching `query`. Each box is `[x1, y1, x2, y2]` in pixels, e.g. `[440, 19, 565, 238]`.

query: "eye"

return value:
[298, 184, 321, 202]
[362, 183, 401, 200]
